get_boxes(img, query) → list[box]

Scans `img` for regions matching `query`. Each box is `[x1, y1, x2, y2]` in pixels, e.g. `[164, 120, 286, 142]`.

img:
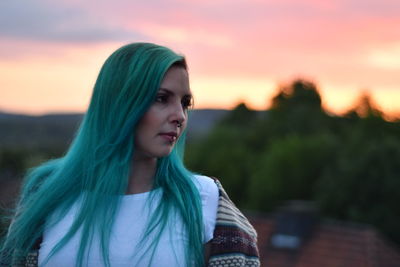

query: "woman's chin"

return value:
[157, 149, 174, 158]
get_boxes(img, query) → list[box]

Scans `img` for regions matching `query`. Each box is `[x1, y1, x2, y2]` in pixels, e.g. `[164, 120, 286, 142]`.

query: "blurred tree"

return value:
[271, 79, 322, 111]
[315, 136, 400, 244]
[0, 149, 27, 178]
[247, 79, 332, 158]
[246, 134, 337, 211]
[349, 92, 382, 118]
[263, 79, 330, 136]
[186, 126, 256, 206]
[219, 103, 258, 127]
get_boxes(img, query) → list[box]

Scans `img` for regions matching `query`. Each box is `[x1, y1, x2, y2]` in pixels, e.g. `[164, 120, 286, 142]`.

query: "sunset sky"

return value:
[0, 0, 399, 116]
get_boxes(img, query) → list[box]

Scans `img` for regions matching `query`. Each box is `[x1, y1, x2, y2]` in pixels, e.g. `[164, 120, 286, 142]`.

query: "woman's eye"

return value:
[182, 97, 193, 109]
[155, 94, 168, 103]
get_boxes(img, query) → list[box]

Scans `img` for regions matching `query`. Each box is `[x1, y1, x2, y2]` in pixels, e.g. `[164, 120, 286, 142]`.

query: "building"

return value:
[249, 201, 400, 267]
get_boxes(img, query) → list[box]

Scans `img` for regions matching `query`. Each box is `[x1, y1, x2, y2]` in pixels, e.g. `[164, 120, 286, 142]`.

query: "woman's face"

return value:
[134, 66, 192, 160]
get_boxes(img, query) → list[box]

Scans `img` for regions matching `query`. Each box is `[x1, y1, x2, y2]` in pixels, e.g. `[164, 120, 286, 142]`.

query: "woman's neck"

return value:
[127, 157, 157, 194]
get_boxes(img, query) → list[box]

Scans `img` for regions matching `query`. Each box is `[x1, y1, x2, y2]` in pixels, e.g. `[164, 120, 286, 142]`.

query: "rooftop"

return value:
[249, 214, 400, 267]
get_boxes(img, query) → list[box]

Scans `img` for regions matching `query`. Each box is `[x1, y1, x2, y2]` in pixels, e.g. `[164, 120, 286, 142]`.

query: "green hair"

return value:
[1, 43, 204, 266]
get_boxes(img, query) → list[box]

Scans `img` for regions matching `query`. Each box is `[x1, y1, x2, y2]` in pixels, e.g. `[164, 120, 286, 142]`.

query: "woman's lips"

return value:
[159, 132, 177, 142]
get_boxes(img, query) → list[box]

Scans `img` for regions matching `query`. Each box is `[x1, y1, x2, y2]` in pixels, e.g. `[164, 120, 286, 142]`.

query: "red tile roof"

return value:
[249, 215, 400, 267]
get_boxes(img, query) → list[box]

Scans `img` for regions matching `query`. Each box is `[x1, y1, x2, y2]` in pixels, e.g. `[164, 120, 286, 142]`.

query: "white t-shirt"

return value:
[38, 175, 218, 267]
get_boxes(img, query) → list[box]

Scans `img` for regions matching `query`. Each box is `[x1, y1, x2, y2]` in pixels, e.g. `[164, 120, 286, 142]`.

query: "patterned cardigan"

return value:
[208, 179, 260, 267]
[4, 179, 260, 267]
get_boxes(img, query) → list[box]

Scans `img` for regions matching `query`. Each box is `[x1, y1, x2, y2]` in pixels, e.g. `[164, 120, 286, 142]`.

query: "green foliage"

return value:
[258, 80, 331, 137]
[271, 79, 322, 111]
[0, 147, 66, 179]
[186, 125, 256, 205]
[247, 134, 337, 211]
[0, 149, 27, 177]
[219, 103, 258, 127]
[315, 137, 400, 244]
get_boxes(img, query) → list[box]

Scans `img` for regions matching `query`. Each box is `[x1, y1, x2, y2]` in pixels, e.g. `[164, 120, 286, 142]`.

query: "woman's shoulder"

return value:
[192, 175, 219, 243]
[192, 174, 219, 196]
[192, 174, 219, 213]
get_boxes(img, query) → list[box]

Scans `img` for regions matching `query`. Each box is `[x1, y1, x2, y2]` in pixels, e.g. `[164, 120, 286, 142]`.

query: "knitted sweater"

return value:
[4, 179, 260, 267]
[208, 179, 260, 267]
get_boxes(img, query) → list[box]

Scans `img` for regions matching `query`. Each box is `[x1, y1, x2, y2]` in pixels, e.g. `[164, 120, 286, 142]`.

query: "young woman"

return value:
[1, 43, 259, 266]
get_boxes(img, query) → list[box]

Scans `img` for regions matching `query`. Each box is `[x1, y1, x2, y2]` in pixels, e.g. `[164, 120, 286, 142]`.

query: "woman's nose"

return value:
[170, 102, 186, 126]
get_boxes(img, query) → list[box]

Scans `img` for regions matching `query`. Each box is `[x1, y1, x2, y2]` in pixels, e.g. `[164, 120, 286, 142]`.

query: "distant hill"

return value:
[186, 109, 229, 140]
[0, 109, 229, 149]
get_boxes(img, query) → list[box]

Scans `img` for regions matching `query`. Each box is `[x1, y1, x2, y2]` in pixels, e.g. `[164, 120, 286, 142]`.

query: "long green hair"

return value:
[1, 43, 204, 266]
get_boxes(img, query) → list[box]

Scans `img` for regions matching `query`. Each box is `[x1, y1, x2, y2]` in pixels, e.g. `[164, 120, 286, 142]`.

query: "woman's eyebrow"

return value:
[159, 88, 192, 98]
[158, 88, 174, 95]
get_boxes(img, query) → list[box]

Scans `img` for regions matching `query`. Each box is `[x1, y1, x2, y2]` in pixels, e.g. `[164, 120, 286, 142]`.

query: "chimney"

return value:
[270, 200, 318, 250]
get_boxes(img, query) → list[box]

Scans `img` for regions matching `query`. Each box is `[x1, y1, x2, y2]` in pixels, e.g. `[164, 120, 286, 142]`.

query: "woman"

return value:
[1, 43, 259, 266]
